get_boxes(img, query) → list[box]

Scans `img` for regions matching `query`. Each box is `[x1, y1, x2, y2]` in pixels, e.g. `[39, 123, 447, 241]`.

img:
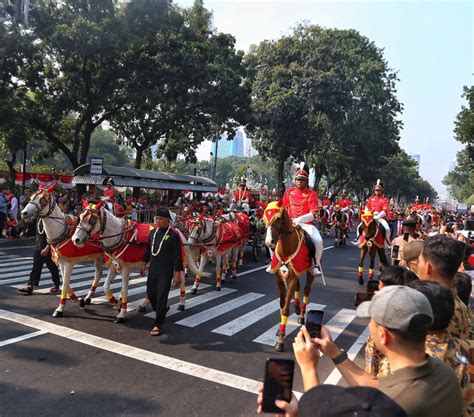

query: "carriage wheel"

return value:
[253, 233, 262, 261]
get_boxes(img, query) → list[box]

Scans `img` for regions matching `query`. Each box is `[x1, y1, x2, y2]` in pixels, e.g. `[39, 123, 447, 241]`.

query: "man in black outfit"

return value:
[142, 208, 183, 336]
[19, 219, 61, 294]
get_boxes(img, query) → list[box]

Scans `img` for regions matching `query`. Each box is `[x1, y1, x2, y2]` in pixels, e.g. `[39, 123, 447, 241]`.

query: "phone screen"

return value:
[392, 244, 400, 259]
[262, 358, 295, 413]
[306, 309, 324, 339]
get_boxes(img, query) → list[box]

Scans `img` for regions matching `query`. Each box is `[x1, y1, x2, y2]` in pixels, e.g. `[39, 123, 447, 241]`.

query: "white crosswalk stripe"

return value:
[176, 292, 265, 328]
[3, 266, 101, 285]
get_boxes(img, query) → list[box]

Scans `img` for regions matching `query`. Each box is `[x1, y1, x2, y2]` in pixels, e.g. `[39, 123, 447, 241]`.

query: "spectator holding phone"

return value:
[290, 286, 462, 417]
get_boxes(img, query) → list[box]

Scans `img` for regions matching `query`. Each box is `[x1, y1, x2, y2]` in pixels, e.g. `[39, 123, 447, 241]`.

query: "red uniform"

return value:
[282, 187, 319, 223]
[410, 203, 423, 212]
[104, 187, 116, 204]
[322, 198, 331, 208]
[366, 195, 389, 215]
[233, 188, 251, 202]
[337, 198, 352, 209]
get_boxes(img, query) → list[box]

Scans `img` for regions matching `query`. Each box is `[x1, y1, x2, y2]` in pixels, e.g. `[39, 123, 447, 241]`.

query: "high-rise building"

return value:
[211, 131, 244, 158]
[410, 154, 421, 172]
[244, 135, 258, 157]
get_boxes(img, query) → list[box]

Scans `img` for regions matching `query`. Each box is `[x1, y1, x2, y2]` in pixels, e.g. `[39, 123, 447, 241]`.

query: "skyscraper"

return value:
[211, 131, 244, 158]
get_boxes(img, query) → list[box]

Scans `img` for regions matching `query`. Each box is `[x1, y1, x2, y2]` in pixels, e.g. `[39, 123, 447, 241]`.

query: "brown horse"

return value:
[264, 200, 315, 352]
[357, 211, 390, 285]
[331, 208, 349, 247]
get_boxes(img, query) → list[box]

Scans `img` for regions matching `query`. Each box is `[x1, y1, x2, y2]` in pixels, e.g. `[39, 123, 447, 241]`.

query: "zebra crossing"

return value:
[0, 255, 369, 383]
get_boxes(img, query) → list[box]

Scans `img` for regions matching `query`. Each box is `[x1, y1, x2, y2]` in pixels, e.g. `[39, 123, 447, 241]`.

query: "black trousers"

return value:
[0, 212, 6, 237]
[28, 249, 61, 287]
[147, 273, 173, 327]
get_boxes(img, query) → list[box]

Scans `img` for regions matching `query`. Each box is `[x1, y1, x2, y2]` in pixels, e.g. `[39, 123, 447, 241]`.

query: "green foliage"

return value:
[443, 86, 474, 203]
[89, 128, 133, 167]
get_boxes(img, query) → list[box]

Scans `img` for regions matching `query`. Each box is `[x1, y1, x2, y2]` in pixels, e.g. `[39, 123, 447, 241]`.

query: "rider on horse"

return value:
[232, 177, 251, 212]
[336, 190, 353, 229]
[354, 179, 391, 245]
[277, 162, 324, 276]
[410, 196, 424, 213]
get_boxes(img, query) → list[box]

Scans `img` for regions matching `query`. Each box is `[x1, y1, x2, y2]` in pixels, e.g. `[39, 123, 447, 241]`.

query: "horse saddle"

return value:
[300, 229, 316, 261]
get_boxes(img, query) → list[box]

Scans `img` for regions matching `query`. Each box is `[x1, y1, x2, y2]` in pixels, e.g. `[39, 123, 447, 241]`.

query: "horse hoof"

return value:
[138, 305, 147, 312]
[79, 298, 86, 308]
[358, 277, 364, 286]
[294, 305, 301, 316]
[232, 274, 237, 280]
[215, 286, 221, 292]
[85, 298, 91, 306]
[298, 316, 305, 325]
[52, 310, 63, 318]
[177, 304, 185, 311]
[115, 317, 125, 324]
[275, 342, 285, 352]
[191, 288, 197, 295]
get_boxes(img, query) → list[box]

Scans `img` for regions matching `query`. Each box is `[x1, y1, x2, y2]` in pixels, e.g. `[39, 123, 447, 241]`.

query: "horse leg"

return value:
[231, 248, 238, 279]
[115, 266, 130, 323]
[294, 279, 301, 316]
[103, 267, 119, 306]
[80, 258, 103, 308]
[238, 241, 245, 266]
[276, 275, 296, 352]
[358, 247, 366, 285]
[178, 280, 186, 311]
[378, 247, 390, 272]
[368, 248, 376, 280]
[215, 253, 222, 291]
[53, 261, 73, 317]
[191, 254, 207, 295]
[299, 272, 315, 325]
[334, 227, 338, 247]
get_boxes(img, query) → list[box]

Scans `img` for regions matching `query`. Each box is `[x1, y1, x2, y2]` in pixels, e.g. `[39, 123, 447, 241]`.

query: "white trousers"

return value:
[299, 223, 324, 266]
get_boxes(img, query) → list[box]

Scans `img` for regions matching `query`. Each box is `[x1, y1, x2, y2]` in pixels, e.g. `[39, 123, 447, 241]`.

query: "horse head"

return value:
[263, 200, 290, 248]
[21, 183, 57, 223]
[360, 210, 378, 239]
[187, 214, 213, 246]
[72, 201, 105, 247]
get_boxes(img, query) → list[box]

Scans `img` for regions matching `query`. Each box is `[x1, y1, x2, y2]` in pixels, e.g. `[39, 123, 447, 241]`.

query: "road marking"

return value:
[1, 266, 97, 284]
[325, 309, 357, 341]
[0, 330, 48, 347]
[176, 292, 265, 327]
[7, 268, 104, 287]
[252, 303, 326, 346]
[0, 259, 34, 268]
[323, 326, 370, 385]
[212, 298, 281, 336]
[0, 245, 36, 250]
[0, 308, 285, 396]
[323, 246, 335, 251]
[149, 286, 235, 318]
[237, 265, 267, 276]
[0, 255, 30, 262]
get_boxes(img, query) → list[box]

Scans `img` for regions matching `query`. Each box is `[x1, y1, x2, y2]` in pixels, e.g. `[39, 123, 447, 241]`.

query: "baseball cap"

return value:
[357, 285, 433, 331]
[298, 385, 407, 417]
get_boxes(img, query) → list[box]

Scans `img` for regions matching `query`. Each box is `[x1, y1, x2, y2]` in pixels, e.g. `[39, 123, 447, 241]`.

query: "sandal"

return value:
[49, 286, 60, 294]
[150, 326, 162, 336]
[19, 284, 33, 295]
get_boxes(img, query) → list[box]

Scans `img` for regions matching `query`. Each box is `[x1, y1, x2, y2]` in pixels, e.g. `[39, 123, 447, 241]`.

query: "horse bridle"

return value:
[29, 190, 57, 218]
[77, 206, 108, 238]
[189, 218, 216, 245]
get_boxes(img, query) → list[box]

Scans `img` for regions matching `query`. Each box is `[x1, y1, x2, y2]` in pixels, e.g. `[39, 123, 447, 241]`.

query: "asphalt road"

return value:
[0, 233, 377, 417]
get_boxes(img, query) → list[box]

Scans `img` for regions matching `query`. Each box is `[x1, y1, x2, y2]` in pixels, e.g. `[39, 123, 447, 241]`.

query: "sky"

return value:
[176, 0, 473, 197]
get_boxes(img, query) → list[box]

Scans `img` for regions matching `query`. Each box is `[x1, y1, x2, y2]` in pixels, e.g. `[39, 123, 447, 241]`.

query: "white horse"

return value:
[21, 185, 104, 317]
[187, 216, 242, 294]
[72, 201, 208, 322]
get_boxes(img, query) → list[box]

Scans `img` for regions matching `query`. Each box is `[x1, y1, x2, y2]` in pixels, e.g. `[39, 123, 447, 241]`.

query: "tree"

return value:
[246, 24, 402, 197]
[444, 85, 474, 202]
[111, 0, 250, 172]
[17, 0, 126, 170]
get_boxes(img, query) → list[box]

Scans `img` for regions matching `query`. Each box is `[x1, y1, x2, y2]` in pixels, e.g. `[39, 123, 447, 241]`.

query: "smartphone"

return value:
[367, 279, 379, 294]
[306, 309, 324, 339]
[392, 244, 400, 259]
[262, 358, 295, 413]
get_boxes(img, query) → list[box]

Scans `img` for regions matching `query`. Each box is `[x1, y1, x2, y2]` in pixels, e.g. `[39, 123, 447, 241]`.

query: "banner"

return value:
[14, 172, 74, 189]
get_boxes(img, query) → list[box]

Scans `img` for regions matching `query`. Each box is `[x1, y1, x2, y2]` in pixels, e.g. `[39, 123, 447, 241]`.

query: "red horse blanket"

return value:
[269, 229, 311, 278]
[216, 221, 242, 254]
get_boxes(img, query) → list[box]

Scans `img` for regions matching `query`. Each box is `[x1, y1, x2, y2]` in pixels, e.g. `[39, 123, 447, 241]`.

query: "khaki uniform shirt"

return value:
[379, 356, 462, 417]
